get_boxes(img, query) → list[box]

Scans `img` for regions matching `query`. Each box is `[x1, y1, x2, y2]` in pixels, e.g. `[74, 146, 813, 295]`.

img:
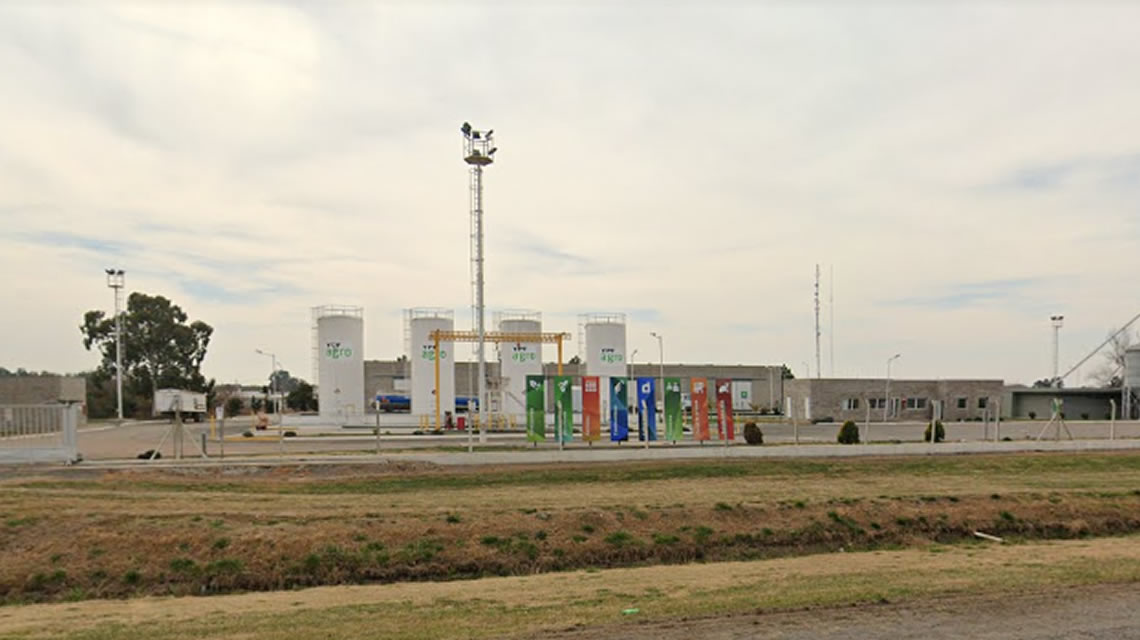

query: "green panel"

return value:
[526, 375, 545, 442]
[664, 377, 684, 441]
[554, 375, 574, 443]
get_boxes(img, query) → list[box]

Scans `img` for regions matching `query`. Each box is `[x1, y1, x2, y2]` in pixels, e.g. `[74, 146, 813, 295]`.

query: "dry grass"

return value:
[1, 536, 1139, 639]
[1, 452, 1140, 604]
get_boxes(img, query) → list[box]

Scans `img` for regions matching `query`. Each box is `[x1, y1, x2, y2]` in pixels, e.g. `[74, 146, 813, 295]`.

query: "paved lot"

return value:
[5, 417, 1140, 465]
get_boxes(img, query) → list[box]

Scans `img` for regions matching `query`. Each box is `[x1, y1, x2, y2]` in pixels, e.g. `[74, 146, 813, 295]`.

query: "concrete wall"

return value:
[0, 376, 86, 405]
[0, 376, 87, 426]
[785, 378, 1004, 423]
[1003, 389, 1120, 420]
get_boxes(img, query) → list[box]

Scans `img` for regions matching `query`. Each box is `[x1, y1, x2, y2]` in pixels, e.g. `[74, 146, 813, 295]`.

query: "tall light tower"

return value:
[1051, 314, 1064, 386]
[105, 269, 125, 422]
[462, 122, 496, 441]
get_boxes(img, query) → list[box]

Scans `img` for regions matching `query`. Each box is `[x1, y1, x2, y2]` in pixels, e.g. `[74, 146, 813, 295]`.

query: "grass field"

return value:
[1, 535, 1139, 639]
[2, 452, 1139, 608]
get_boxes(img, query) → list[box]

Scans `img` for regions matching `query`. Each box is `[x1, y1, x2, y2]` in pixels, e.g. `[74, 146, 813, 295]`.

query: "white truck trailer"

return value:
[153, 389, 207, 422]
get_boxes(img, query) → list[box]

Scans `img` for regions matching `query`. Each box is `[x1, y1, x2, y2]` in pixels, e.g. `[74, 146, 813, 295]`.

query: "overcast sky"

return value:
[2, 2, 1138, 387]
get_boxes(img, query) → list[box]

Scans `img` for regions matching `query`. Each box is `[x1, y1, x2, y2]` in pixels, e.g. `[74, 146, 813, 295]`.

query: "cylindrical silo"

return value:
[497, 311, 542, 420]
[582, 313, 627, 424]
[408, 309, 455, 417]
[315, 306, 365, 420]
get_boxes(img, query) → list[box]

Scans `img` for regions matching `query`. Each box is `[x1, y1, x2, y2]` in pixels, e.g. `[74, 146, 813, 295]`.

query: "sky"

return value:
[2, 1, 1139, 387]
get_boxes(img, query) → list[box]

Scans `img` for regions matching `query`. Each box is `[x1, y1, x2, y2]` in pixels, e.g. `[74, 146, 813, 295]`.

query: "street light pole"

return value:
[105, 269, 125, 422]
[1050, 315, 1064, 386]
[650, 332, 664, 418]
[884, 353, 901, 422]
[255, 349, 278, 415]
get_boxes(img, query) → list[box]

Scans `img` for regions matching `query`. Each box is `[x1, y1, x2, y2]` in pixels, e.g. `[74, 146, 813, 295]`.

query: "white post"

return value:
[375, 409, 381, 454]
[1110, 398, 1116, 441]
[995, 400, 1001, 443]
[864, 401, 870, 445]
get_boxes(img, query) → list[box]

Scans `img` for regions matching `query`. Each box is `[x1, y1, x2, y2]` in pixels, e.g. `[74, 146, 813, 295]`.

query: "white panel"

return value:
[410, 317, 455, 415]
[732, 381, 752, 410]
[1126, 348, 1140, 389]
[318, 315, 364, 418]
[498, 319, 542, 418]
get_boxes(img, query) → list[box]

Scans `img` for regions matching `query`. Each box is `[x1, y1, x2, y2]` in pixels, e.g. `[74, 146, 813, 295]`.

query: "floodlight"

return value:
[461, 122, 472, 136]
[488, 147, 497, 155]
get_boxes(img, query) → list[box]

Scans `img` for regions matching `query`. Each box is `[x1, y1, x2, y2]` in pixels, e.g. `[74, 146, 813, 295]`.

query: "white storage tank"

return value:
[497, 311, 542, 420]
[581, 313, 627, 423]
[1125, 346, 1140, 389]
[315, 306, 364, 420]
[408, 309, 455, 416]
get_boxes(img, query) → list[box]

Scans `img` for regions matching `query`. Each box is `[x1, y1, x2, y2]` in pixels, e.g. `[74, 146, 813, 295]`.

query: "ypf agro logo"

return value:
[600, 347, 624, 364]
[511, 344, 537, 363]
[420, 345, 447, 361]
[325, 342, 353, 360]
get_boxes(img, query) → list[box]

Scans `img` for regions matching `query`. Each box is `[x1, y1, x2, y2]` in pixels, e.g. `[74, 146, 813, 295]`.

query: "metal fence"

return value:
[0, 404, 80, 464]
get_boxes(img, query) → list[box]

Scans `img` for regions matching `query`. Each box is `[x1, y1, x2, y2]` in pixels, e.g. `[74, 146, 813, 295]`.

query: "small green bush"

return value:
[837, 420, 860, 444]
[1028, 411, 1037, 419]
[1080, 413, 1090, 420]
[924, 420, 945, 443]
[743, 422, 763, 445]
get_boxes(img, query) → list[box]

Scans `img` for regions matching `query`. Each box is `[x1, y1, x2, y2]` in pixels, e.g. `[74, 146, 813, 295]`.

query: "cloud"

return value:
[3, 3, 1140, 386]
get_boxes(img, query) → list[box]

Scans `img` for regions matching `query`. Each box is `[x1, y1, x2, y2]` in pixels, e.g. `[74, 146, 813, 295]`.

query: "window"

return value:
[978, 397, 989, 409]
[842, 398, 860, 411]
[868, 398, 886, 409]
[905, 397, 928, 410]
[956, 397, 967, 409]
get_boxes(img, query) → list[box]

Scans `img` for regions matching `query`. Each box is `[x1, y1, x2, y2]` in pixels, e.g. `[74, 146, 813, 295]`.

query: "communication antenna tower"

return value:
[814, 264, 821, 379]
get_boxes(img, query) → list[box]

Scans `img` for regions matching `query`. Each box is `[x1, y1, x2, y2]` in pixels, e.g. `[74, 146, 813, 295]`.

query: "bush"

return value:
[224, 396, 243, 417]
[924, 420, 945, 443]
[743, 422, 763, 445]
[1028, 411, 1037, 420]
[836, 420, 860, 444]
[812, 416, 835, 424]
[1080, 413, 1090, 420]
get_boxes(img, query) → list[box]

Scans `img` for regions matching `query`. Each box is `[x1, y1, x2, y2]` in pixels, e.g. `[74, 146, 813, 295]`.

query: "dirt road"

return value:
[540, 583, 1140, 639]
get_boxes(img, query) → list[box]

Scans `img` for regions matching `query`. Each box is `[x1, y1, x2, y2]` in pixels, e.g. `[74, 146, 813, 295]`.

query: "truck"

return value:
[153, 389, 207, 422]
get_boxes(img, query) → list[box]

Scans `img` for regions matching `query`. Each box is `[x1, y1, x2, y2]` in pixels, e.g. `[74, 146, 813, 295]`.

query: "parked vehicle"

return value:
[153, 389, 207, 422]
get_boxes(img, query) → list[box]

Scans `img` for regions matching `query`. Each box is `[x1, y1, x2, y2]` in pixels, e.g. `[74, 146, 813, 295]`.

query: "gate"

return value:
[0, 404, 80, 464]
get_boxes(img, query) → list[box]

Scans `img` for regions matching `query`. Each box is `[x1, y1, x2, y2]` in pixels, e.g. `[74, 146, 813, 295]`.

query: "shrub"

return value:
[924, 420, 945, 443]
[836, 421, 860, 444]
[743, 422, 763, 445]
[1028, 411, 1037, 420]
[1080, 413, 1090, 420]
[812, 416, 835, 424]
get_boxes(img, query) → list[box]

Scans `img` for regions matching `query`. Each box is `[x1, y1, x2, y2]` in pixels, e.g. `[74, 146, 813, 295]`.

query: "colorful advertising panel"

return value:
[525, 375, 545, 443]
[554, 375, 574, 443]
[637, 377, 657, 441]
[716, 378, 735, 441]
[581, 376, 601, 442]
[664, 377, 683, 441]
[690, 377, 710, 441]
[610, 377, 629, 441]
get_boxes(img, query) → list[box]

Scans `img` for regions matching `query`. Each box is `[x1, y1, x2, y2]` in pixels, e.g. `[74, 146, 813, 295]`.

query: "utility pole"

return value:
[105, 269, 125, 422]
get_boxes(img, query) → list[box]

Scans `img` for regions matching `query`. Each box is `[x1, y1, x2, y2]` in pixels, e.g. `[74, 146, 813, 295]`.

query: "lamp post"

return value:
[884, 353, 901, 422]
[255, 349, 278, 415]
[104, 269, 125, 422]
[650, 332, 664, 420]
[1050, 315, 1064, 386]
